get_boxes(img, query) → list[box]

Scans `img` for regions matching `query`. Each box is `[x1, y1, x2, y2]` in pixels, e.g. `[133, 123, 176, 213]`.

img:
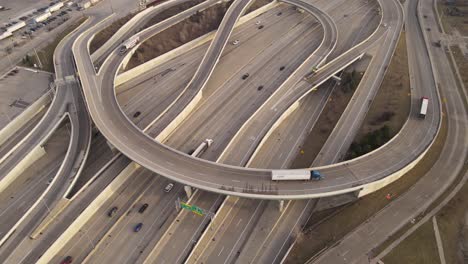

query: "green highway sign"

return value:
[180, 202, 204, 216]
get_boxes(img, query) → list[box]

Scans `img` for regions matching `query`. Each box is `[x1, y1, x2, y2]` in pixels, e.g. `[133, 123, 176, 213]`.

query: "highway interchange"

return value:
[0, 0, 465, 263]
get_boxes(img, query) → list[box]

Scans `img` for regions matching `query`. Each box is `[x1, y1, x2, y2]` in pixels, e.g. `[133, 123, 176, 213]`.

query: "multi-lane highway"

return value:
[0, 0, 459, 262]
[70, 0, 436, 201]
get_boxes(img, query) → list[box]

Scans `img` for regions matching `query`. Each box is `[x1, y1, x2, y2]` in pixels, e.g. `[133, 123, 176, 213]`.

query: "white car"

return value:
[164, 183, 174, 192]
[255, 20, 261, 25]
[232, 40, 239, 45]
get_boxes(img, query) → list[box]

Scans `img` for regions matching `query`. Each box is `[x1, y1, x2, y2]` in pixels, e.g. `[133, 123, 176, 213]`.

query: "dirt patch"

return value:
[437, 1, 468, 35]
[289, 68, 364, 169]
[20, 17, 86, 73]
[383, 221, 440, 264]
[142, 0, 205, 29]
[90, 14, 134, 54]
[284, 110, 448, 264]
[346, 32, 411, 159]
[449, 45, 468, 88]
[126, 0, 272, 70]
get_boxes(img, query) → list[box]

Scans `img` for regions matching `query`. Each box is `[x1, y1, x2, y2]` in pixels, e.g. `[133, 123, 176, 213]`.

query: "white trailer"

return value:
[6, 21, 26, 33]
[119, 36, 140, 54]
[47, 2, 64, 13]
[419, 97, 429, 118]
[191, 139, 213, 157]
[272, 170, 323, 181]
[34, 12, 52, 23]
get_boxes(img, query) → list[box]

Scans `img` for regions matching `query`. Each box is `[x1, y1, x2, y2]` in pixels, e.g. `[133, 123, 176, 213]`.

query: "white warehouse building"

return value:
[6, 21, 26, 33]
[34, 12, 52, 23]
[46, 2, 64, 13]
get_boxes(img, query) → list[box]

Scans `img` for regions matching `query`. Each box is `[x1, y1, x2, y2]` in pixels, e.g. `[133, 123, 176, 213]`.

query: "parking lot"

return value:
[0, 67, 52, 128]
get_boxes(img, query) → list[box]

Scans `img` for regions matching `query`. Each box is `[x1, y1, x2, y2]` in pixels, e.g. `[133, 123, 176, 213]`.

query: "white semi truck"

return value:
[272, 170, 323, 181]
[119, 36, 140, 55]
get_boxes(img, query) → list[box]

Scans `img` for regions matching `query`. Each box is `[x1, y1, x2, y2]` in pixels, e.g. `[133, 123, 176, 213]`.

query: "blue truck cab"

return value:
[311, 170, 323, 180]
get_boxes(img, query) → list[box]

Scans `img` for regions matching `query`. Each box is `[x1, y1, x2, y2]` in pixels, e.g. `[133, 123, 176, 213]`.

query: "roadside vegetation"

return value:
[20, 17, 86, 72]
[346, 32, 411, 159]
[126, 0, 272, 70]
[90, 14, 134, 54]
[290, 67, 364, 168]
[90, 0, 207, 54]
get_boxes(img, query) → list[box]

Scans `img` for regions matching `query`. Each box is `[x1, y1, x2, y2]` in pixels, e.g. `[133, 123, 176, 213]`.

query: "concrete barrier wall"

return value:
[0, 89, 53, 147]
[155, 93, 202, 141]
[246, 101, 300, 166]
[0, 145, 46, 195]
[36, 162, 140, 264]
[0, 112, 69, 194]
[115, 1, 280, 87]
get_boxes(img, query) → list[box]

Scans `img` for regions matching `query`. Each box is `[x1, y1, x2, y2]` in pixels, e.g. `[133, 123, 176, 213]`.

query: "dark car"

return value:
[108, 206, 118, 217]
[134, 223, 143, 232]
[60, 256, 73, 264]
[138, 203, 149, 213]
[242, 73, 249, 80]
[133, 111, 141, 118]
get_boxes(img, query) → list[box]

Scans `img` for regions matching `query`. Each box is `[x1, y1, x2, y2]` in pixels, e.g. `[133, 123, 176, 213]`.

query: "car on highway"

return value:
[232, 39, 239, 45]
[242, 73, 249, 80]
[134, 223, 143, 232]
[138, 203, 149, 213]
[108, 206, 118, 217]
[60, 256, 73, 264]
[255, 20, 261, 25]
[164, 183, 174, 193]
[133, 111, 141, 118]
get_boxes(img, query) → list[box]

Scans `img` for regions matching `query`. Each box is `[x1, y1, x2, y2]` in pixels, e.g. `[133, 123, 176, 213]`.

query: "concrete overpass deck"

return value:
[73, 0, 440, 200]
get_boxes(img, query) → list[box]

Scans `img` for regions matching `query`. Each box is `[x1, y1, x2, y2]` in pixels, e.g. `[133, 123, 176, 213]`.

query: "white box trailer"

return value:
[34, 12, 52, 23]
[419, 97, 429, 118]
[47, 2, 64, 13]
[6, 21, 26, 33]
[119, 36, 140, 54]
[272, 170, 322, 181]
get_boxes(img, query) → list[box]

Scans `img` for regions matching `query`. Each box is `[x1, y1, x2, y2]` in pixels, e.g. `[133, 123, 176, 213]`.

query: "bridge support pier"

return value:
[184, 185, 193, 198]
[279, 200, 285, 212]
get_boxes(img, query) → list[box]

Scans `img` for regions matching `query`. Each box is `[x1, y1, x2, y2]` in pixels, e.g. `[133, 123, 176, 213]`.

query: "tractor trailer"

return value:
[119, 36, 140, 54]
[272, 170, 323, 181]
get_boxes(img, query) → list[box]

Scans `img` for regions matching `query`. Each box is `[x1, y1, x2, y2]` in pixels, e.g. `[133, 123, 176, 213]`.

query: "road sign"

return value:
[180, 202, 204, 216]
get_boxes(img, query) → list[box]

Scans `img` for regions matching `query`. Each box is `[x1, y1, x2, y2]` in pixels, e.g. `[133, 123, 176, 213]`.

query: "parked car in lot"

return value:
[134, 223, 143, 232]
[138, 203, 149, 213]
